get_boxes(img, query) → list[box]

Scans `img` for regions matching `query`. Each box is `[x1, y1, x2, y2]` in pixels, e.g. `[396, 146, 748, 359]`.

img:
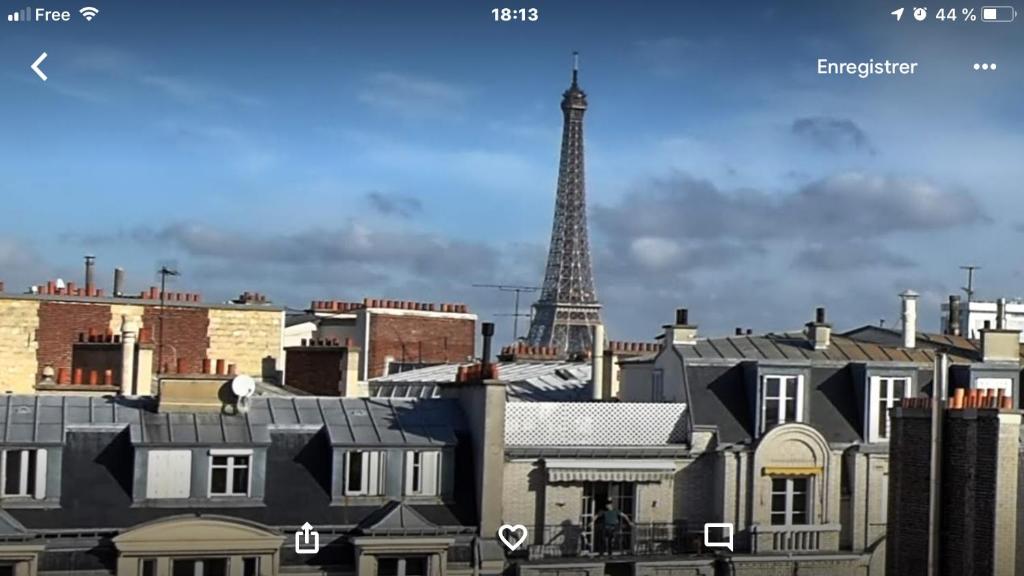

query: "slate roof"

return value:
[0, 396, 465, 448]
[357, 501, 455, 535]
[5, 426, 476, 533]
[673, 333, 952, 363]
[504, 402, 688, 447]
[0, 510, 29, 540]
[669, 334, 941, 445]
[372, 361, 592, 402]
[841, 325, 1016, 362]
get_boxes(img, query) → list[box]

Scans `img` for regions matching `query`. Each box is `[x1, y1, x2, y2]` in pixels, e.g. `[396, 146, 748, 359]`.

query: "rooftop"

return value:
[0, 395, 465, 448]
[504, 402, 688, 447]
[672, 332, 965, 364]
[372, 361, 591, 401]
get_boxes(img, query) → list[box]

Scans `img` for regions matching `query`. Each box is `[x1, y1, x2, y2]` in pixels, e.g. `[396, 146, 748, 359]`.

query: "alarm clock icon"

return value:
[913, 7, 928, 21]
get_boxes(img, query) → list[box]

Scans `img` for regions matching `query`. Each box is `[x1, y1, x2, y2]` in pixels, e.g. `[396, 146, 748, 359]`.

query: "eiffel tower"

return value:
[526, 52, 602, 356]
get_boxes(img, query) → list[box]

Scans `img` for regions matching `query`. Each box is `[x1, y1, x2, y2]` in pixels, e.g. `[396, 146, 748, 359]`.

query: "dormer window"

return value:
[209, 450, 252, 497]
[759, 375, 804, 434]
[404, 451, 440, 496]
[344, 450, 385, 496]
[1, 448, 46, 499]
[868, 377, 910, 442]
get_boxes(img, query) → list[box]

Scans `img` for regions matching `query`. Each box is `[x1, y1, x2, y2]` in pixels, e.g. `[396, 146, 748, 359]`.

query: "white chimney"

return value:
[591, 324, 605, 401]
[664, 308, 698, 345]
[900, 290, 919, 348]
[806, 307, 831, 350]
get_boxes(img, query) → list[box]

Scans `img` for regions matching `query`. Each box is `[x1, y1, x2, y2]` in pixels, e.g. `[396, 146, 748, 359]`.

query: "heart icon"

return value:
[497, 524, 528, 551]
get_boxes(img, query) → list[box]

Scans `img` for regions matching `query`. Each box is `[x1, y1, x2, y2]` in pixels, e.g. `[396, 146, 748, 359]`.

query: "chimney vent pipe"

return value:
[948, 295, 962, 336]
[997, 298, 1007, 330]
[900, 290, 919, 349]
[481, 322, 495, 367]
[676, 308, 689, 325]
[84, 255, 96, 295]
[591, 324, 605, 401]
[815, 307, 826, 324]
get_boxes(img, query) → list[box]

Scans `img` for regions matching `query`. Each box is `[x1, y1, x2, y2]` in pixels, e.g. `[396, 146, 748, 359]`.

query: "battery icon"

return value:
[981, 6, 1017, 21]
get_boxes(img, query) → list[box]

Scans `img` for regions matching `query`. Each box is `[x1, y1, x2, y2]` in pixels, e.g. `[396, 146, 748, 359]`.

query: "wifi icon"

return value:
[79, 6, 99, 21]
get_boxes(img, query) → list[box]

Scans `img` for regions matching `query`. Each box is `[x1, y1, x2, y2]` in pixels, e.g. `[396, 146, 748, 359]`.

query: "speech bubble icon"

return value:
[703, 522, 734, 552]
[498, 524, 528, 551]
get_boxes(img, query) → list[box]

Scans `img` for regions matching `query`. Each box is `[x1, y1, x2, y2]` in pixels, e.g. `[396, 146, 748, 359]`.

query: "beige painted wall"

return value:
[0, 299, 41, 392]
[618, 362, 656, 401]
[503, 460, 540, 529]
[206, 308, 283, 379]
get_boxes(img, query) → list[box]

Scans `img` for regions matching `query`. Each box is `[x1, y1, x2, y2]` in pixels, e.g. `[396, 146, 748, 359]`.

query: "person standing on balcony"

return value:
[598, 501, 634, 555]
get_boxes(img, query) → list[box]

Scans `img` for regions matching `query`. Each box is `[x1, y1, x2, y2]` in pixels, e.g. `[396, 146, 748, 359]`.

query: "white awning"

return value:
[545, 459, 676, 483]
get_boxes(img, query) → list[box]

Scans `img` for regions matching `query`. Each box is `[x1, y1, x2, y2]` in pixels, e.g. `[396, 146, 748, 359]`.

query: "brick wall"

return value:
[367, 312, 474, 378]
[886, 406, 933, 576]
[207, 308, 282, 380]
[0, 299, 41, 392]
[889, 406, 1021, 576]
[142, 305, 209, 374]
[285, 347, 343, 395]
[37, 301, 112, 379]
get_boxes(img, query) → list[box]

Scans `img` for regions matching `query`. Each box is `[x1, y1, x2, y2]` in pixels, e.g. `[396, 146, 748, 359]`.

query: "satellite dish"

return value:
[231, 374, 256, 398]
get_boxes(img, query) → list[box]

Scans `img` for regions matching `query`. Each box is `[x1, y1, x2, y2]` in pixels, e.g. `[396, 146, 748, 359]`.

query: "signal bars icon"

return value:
[7, 7, 33, 22]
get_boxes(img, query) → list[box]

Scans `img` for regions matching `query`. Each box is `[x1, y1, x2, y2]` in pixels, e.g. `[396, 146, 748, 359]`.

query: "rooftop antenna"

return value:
[960, 265, 980, 302]
[572, 51, 579, 85]
[473, 283, 540, 342]
[157, 264, 180, 374]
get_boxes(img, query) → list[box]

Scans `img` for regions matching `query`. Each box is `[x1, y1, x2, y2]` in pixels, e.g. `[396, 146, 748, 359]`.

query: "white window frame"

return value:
[208, 449, 253, 497]
[868, 376, 912, 442]
[377, 556, 430, 576]
[976, 377, 1013, 398]
[759, 375, 804, 435]
[241, 556, 260, 576]
[0, 448, 46, 499]
[769, 476, 812, 526]
[344, 450, 385, 496]
[404, 450, 440, 496]
[651, 370, 664, 401]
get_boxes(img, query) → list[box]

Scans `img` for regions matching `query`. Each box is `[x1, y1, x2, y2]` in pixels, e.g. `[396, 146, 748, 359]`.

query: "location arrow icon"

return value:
[892, 7, 905, 21]
[31, 52, 48, 81]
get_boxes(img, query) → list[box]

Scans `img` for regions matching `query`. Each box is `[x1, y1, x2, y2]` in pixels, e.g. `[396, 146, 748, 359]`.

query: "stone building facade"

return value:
[604, 300, 1024, 576]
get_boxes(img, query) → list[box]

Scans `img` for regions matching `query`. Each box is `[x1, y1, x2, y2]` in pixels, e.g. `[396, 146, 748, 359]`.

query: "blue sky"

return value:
[1, 1, 1022, 342]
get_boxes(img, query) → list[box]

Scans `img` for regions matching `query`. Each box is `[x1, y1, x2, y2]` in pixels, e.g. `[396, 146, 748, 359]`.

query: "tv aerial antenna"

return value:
[960, 265, 980, 302]
[473, 283, 540, 342]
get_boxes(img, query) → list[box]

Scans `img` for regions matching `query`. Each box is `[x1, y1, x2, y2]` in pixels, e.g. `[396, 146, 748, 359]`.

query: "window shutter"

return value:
[34, 449, 46, 499]
[367, 452, 381, 496]
[404, 451, 415, 495]
[147, 450, 192, 499]
[423, 451, 439, 496]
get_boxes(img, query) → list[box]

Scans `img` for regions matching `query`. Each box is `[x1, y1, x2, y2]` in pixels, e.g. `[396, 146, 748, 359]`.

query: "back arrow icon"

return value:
[31, 52, 48, 81]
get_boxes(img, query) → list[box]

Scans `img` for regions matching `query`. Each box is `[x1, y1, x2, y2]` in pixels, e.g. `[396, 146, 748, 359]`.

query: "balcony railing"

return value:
[750, 523, 841, 553]
[520, 522, 702, 560]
